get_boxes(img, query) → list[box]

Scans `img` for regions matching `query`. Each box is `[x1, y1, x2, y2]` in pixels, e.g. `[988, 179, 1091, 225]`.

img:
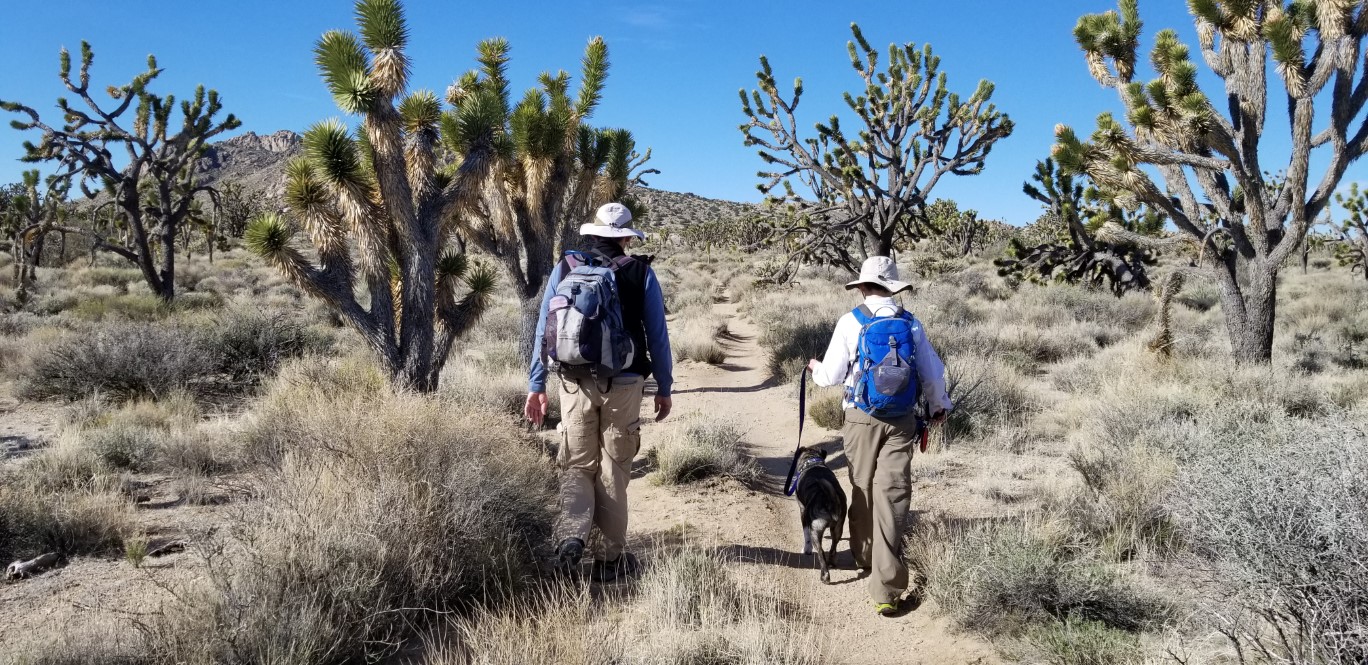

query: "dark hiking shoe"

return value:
[556, 538, 585, 569]
[875, 601, 899, 617]
[590, 552, 640, 582]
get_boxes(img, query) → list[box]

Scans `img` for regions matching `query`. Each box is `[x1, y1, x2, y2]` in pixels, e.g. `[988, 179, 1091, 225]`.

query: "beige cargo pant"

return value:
[556, 375, 644, 561]
[842, 408, 917, 605]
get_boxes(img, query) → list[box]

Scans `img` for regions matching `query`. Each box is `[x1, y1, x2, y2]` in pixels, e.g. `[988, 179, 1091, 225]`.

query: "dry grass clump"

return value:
[648, 415, 757, 485]
[1018, 618, 1145, 665]
[944, 354, 1045, 446]
[0, 474, 134, 564]
[807, 387, 845, 429]
[1172, 413, 1368, 663]
[434, 547, 829, 664]
[908, 514, 1171, 659]
[140, 387, 557, 664]
[673, 304, 729, 365]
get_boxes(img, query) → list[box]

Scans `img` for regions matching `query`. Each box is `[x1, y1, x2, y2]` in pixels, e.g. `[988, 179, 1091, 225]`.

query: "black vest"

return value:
[556, 238, 655, 379]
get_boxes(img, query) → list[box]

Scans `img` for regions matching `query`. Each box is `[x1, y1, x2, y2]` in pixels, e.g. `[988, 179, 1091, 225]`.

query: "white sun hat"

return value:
[844, 256, 912, 294]
[580, 202, 646, 240]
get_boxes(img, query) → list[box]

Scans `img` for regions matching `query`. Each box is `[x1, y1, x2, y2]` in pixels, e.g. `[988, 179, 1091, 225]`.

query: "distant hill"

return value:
[194, 130, 754, 225]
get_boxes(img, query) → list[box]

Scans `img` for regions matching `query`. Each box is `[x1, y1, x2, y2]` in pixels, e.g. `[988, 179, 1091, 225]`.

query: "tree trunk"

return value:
[1216, 258, 1276, 363]
[517, 293, 542, 367]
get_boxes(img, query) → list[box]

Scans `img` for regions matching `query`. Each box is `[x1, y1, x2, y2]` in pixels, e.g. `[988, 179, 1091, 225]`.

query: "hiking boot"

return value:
[875, 600, 899, 617]
[590, 552, 640, 582]
[556, 537, 585, 569]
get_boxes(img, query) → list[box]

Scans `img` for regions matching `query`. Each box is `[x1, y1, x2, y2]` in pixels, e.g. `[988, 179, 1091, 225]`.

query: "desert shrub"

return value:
[72, 266, 141, 290]
[998, 325, 1099, 371]
[1172, 414, 1368, 663]
[204, 306, 331, 384]
[649, 416, 756, 485]
[69, 293, 169, 322]
[673, 308, 729, 365]
[443, 362, 535, 419]
[0, 311, 38, 336]
[22, 322, 211, 401]
[142, 391, 556, 664]
[808, 388, 844, 429]
[1175, 281, 1221, 312]
[22, 310, 325, 402]
[908, 516, 1171, 637]
[438, 548, 830, 664]
[0, 477, 133, 562]
[943, 355, 1042, 443]
[761, 317, 834, 382]
[236, 355, 389, 466]
[83, 420, 163, 471]
[1056, 442, 1178, 562]
[1021, 619, 1144, 665]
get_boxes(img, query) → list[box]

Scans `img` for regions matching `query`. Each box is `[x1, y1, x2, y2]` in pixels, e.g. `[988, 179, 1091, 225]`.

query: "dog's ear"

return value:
[817, 447, 828, 460]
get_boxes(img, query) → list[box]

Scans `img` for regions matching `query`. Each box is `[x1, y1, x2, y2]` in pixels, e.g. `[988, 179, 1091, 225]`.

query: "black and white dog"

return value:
[792, 446, 848, 584]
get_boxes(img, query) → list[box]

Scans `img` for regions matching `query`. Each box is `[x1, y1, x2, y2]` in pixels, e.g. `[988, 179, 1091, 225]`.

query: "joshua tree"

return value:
[1, 170, 70, 302]
[740, 23, 1013, 276]
[922, 198, 996, 257]
[1333, 183, 1368, 280]
[1054, 0, 1368, 362]
[1, 43, 240, 301]
[247, 0, 507, 392]
[998, 158, 1157, 295]
[450, 38, 655, 355]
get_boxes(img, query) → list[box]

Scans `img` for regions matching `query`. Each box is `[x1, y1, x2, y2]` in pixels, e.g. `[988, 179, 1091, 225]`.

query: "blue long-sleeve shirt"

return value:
[528, 260, 674, 397]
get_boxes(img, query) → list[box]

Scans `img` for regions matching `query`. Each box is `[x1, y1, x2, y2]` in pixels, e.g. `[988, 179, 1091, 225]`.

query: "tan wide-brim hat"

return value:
[845, 256, 912, 294]
[580, 202, 646, 240]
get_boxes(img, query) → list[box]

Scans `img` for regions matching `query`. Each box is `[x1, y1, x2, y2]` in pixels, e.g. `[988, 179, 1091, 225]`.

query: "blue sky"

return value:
[1, 0, 1364, 226]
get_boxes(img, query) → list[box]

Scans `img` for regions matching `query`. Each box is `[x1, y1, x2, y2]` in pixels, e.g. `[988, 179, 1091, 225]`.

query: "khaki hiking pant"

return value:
[842, 408, 917, 605]
[556, 375, 644, 561]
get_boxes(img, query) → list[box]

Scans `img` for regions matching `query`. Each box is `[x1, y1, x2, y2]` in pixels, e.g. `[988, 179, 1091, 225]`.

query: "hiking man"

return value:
[525, 202, 673, 582]
[807, 256, 951, 616]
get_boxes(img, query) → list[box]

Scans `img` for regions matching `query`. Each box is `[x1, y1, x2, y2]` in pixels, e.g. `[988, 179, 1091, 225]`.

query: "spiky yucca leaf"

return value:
[441, 88, 505, 155]
[315, 31, 370, 105]
[245, 213, 298, 260]
[436, 251, 469, 280]
[356, 0, 408, 52]
[463, 261, 498, 297]
[576, 37, 608, 119]
[305, 119, 368, 187]
[398, 89, 441, 134]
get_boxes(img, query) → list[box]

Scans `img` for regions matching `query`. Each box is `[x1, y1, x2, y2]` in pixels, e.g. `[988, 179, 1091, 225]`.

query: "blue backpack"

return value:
[542, 250, 636, 380]
[849, 305, 920, 418]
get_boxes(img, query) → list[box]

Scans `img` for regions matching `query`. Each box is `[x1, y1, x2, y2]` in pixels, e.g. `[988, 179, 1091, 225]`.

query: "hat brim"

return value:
[580, 224, 646, 240]
[845, 278, 912, 294]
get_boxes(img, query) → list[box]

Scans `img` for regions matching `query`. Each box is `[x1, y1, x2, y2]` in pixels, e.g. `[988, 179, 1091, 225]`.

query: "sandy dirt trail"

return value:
[627, 301, 999, 665]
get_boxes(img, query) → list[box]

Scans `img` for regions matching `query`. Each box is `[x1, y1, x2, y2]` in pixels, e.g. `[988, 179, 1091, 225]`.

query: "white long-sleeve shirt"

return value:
[811, 295, 953, 415]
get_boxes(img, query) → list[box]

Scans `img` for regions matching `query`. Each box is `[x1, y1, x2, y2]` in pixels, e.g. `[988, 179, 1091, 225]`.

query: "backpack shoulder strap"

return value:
[609, 255, 636, 271]
[853, 305, 875, 325]
[563, 250, 588, 270]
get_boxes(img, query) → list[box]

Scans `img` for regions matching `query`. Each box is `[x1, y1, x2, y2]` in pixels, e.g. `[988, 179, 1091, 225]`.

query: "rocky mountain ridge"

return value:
[195, 130, 755, 225]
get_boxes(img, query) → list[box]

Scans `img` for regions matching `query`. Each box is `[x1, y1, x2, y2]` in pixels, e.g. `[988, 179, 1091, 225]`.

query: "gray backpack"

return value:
[541, 250, 636, 380]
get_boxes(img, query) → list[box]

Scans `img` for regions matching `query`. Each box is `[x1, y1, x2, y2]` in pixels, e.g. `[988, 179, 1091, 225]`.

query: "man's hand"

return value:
[654, 395, 673, 422]
[807, 358, 822, 373]
[929, 409, 948, 427]
[525, 392, 549, 427]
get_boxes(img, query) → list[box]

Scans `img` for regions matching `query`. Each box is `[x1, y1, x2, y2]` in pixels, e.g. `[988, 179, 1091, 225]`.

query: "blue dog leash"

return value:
[783, 366, 807, 497]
